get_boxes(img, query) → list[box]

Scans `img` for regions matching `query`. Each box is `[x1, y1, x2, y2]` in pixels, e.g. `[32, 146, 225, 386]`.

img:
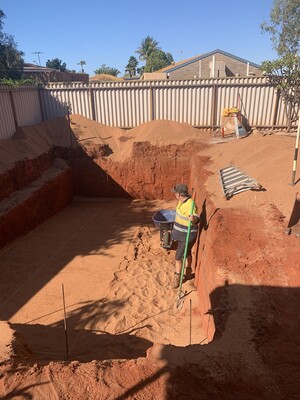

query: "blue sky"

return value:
[1, 0, 277, 76]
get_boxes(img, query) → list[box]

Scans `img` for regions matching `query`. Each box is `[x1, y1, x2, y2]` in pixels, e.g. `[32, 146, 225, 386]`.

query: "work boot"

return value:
[172, 272, 180, 289]
[185, 267, 192, 280]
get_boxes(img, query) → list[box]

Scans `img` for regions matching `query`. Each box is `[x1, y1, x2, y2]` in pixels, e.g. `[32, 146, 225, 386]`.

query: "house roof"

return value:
[157, 49, 261, 73]
[23, 63, 55, 73]
[90, 73, 123, 82]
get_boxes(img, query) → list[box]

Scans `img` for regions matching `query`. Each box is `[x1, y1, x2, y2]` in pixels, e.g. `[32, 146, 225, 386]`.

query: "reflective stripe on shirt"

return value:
[173, 225, 198, 233]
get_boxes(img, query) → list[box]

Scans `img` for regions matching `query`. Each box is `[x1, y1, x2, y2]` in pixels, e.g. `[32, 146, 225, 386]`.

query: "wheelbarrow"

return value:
[152, 209, 176, 249]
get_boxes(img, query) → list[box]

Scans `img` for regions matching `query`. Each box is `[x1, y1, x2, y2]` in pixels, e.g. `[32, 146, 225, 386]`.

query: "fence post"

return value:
[89, 85, 96, 121]
[211, 84, 217, 130]
[37, 85, 45, 122]
[9, 89, 19, 130]
[149, 84, 154, 121]
[272, 89, 280, 129]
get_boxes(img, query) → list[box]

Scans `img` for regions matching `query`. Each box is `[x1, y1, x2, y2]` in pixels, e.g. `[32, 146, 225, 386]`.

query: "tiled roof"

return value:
[23, 63, 55, 73]
[157, 49, 261, 73]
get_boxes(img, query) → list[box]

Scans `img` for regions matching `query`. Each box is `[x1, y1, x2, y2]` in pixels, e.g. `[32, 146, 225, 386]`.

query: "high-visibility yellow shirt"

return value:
[172, 197, 198, 240]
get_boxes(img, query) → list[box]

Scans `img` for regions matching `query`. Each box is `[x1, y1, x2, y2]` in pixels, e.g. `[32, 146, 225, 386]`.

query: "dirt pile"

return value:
[69, 115, 209, 162]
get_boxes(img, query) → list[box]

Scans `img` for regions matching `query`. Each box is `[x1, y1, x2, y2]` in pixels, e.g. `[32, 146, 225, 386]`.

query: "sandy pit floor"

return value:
[0, 197, 203, 363]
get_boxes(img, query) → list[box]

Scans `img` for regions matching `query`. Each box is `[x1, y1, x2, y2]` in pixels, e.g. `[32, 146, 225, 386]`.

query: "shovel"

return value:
[176, 189, 196, 309]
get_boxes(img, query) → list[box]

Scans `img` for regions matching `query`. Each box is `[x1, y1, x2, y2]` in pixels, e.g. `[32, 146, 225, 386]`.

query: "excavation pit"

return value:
[0, 115, 299, 399]
[0, 197, 208, 363]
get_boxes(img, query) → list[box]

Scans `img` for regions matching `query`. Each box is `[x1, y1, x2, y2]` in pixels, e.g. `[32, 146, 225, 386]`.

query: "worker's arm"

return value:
[189, 214, 200, 224]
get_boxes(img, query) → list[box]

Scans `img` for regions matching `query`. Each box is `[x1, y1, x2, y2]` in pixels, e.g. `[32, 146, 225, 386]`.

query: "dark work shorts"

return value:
[175, 237, 197, 260]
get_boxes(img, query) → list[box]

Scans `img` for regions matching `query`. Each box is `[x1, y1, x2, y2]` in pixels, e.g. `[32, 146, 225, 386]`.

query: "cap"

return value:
[171, 184, 189, 196]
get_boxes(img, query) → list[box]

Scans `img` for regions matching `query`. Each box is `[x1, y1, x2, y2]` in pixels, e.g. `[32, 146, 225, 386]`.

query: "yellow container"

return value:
[223, 107, 239, 117]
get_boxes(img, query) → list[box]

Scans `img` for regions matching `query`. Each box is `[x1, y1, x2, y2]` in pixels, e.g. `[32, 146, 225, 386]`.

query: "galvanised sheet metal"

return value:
[47, 82, 89, 89]
[241, 82, 271, 127]
[45, 77, 280, 129]
[40, 89, 69, 120]
[41, 85, 91, 120]
[153, 85, 213, 126]
[216, 83, 286, 127]
[3, 77, 289, 131]
[91, 81, 151, 89]
[13, 88, 42, 127]
[67, 87, 91, 117]
[276, 96, 288, 127]
[199, 85, 213, 126]
[0, 91, 15, 139]
[193, 76, 268, 86]
[93, 86, 149, 127]
[245, 84, 278, 126]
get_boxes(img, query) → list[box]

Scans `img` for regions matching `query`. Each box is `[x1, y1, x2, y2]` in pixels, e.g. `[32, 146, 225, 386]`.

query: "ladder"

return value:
[219, 165, 263, 200]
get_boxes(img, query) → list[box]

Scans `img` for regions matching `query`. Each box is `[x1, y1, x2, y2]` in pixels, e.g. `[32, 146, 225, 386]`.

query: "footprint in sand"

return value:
[155, 270, 169, 286]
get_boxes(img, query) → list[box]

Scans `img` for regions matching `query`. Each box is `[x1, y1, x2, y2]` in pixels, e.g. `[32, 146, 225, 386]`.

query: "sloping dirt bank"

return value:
[0, 116, 299, 399]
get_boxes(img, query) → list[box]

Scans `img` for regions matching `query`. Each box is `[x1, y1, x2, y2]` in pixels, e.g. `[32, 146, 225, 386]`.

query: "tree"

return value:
[94, 64, 120, 77]
[136, 36, 160, 62]
[261, 53, 300, 130]
[261, 0, 300, 130]
[46, 58, 67, 72]
[125, 56, 138, 77]
[261, 0, 300, 56]
[77, 60, 86, 73]
[0, 9, 24, 79]
[137, 66, 144, 77]
[144, 49, 174, 73]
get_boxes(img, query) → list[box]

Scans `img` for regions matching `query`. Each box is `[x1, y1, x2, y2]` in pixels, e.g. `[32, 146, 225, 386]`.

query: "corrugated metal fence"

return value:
[0, 77, 287, 140]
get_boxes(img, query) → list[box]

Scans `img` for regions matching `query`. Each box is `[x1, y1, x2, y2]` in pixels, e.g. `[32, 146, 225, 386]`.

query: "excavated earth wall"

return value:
[1, 117, 300, 399]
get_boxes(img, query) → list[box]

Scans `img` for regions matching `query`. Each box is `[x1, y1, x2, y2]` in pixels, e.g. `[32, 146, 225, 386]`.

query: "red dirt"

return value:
[0, 116, 299, 399]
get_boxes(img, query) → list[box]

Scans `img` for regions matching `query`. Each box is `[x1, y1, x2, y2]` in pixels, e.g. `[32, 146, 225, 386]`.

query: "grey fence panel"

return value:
[66, 87, 91, 118]
[0, 78, 293, 141]
[215, 82, 280, 127]
[40, 89, 69, 120]
[41, 85, 92, 120]
[93, 86, 150, 128]
[153, 85, 213, 127]
[247, 84, 275, 126]
[13, 88, 42, 127]
[276, 96, 288, 126]
[36, 78, 292, 129]
[199, 86, 213, 127]
[0, 91, 15, 140]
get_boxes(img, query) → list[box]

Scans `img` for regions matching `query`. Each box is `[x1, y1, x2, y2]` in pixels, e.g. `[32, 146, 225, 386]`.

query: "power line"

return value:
[32, 51, 44, 66]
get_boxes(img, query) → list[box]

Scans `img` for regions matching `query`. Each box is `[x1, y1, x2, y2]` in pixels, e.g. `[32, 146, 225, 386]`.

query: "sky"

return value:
[1, 0, 277, 77]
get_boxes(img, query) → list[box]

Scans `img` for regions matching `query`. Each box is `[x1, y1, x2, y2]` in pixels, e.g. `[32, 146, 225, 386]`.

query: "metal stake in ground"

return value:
[176, 189, 196, 308]
[189, 299, 192, 345]
[62, 283, 69, 360]
[291, 116, 300, 185]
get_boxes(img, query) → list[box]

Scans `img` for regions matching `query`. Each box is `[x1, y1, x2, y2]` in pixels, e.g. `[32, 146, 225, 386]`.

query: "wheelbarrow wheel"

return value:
[162, 231, 171, 248]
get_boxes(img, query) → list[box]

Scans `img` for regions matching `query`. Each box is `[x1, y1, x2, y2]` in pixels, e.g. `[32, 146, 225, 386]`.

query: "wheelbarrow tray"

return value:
[152, 209, 176, 230]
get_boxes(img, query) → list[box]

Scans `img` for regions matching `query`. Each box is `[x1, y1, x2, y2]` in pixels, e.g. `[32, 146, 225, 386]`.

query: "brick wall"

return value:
[169, 52, 262, 79]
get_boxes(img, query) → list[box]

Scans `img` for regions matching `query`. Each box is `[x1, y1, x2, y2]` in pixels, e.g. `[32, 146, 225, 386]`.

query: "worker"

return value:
[171, 184, 199, 289]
